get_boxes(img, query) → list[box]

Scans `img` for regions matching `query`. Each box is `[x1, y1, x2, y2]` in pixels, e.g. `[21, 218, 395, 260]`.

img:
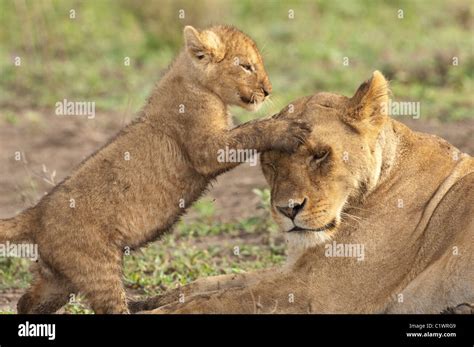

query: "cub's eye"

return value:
[241, 63, 253, 72]
[312, 150, 329, 165]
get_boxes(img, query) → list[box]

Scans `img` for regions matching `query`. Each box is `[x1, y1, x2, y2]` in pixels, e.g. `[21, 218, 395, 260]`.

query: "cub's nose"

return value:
[262, 87, 270, 97]
[276, 198, 307, 220]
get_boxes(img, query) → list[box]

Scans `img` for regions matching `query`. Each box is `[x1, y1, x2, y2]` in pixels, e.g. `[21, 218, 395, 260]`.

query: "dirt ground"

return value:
[0, 110, 473, 312]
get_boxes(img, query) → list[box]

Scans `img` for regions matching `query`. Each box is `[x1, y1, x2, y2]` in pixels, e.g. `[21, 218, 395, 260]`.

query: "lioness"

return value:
[0, 25, 310, 313]
[135, 71, 473, 314]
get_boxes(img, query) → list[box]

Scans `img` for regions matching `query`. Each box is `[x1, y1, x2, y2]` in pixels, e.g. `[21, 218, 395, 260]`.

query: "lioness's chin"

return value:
[286, 229, 333, 247]
[284, 230, 335, 265]
[281, 217, 341, 253]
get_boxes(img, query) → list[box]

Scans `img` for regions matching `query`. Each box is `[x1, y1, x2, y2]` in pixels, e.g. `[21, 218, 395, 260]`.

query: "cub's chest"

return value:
[206, 108, 234, 130]
[225, 109, 235, 129]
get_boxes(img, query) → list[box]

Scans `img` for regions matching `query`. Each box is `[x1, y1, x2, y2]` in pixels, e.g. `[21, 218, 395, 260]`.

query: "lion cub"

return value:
[0, 25, 309, 313]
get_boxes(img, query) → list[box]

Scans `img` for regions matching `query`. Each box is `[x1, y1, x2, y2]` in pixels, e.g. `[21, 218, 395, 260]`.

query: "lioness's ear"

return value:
[345, 71, 390, 125]
[184, 26, 225, 63]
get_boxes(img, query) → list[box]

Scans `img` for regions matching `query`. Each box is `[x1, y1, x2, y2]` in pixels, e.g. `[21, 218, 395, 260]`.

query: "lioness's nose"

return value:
[276, 198, 307, 220]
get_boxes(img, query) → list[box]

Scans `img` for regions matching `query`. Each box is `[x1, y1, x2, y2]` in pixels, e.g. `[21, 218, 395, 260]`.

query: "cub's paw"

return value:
[271, 119, 311, 153]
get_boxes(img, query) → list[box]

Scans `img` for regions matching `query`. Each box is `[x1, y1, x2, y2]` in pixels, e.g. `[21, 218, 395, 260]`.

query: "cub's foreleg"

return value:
[188, 118, 310, 177]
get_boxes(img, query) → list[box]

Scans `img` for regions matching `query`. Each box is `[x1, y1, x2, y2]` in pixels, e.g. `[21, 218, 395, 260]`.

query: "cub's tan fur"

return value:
[137, 71, 473, 314]
[0, 25, 310, 314]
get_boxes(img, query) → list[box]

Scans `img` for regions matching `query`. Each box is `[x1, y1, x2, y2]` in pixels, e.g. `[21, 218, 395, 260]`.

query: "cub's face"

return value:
[184, 25, 271, 111]
[261, 72, 390, 248]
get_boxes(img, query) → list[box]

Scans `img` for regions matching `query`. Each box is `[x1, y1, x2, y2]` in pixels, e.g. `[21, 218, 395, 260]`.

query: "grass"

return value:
[0, 0, 472, 122]
[0, 258, 33, 290]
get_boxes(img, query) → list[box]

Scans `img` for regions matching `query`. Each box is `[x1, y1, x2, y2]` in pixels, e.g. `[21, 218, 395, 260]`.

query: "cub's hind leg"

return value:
[17, 263, 72, 314]
[37, 228, 129, 314]
[81, 272, 128, 314]
[64, 251, 129, 314]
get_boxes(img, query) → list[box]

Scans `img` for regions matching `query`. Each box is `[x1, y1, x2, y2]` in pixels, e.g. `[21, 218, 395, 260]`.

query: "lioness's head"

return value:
[261, 71, 390, 249]
[183, 25, 271, 111]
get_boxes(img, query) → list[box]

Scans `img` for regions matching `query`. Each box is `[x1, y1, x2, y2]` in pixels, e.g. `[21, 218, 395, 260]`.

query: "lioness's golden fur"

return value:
[136, 71, 473, 314]
[0, 25, 310, 313]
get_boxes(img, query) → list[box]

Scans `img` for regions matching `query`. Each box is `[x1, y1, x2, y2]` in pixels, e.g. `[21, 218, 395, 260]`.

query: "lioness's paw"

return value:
[441, 303, 473, 314]
[139, 294, 216, 314]
[129, 289, 184, 313]
[139, 306, 171, 314]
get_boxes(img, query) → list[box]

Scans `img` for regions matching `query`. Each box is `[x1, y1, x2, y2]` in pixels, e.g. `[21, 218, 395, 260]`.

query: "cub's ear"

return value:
[345, 71, 390, 126]
[183, 26, 225, 63]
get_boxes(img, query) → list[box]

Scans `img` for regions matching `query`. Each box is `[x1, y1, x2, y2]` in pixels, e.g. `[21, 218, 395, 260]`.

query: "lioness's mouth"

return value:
[288, 219, 337, 233]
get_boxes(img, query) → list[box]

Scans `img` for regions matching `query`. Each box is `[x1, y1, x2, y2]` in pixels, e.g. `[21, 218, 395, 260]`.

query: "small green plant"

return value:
[253, 188, 271, 210]
[192, 198, 215, 221]
[0, 258, 32, 290]
[63, 298, 94, 314]
[0, 309, 15, 314]
[3, 111, 18, 125]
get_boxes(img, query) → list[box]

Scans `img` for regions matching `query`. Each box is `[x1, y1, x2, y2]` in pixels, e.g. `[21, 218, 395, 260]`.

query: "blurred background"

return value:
[0, 0, 472, 313]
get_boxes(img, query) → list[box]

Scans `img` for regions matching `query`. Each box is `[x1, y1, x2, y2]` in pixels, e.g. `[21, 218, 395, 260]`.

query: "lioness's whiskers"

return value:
[344, 204, 373, 212]
[340, 212, 364, 226]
